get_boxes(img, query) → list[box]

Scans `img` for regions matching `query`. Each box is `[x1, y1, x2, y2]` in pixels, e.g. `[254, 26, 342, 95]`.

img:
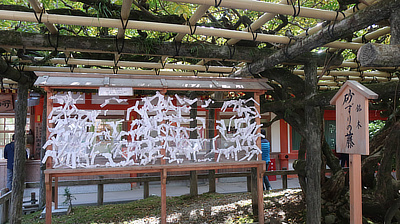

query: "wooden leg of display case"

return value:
[161, 168, 167, 224]
[258, 164, 265, 224]
[45, 174, 52, 224]
[54, 177, 58, 209]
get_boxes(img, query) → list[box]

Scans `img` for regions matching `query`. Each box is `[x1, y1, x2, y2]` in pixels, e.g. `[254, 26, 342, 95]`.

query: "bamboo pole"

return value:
[175, 5, 210, 42]
[293, 69, 391, 77]
[14, 56, 235, 73]
[27, 0, 58, 34]
[164, 0, 345, 21]
[23, 65, 223, 77]
[226, 0, 288, 45]
[0, 10, 369, 50]
[117, 0, 134, 39]
[328, 26, 390, 52]
[296, 0, 376, 38]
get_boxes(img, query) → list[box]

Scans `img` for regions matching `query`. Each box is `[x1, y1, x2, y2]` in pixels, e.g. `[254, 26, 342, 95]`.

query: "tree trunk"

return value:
[375, 122, 400, 208]
[10, 81, 29, 224]
[0, 30, 268, 63]
[357, 43, 400, 67]
[304, 61, 322, 223]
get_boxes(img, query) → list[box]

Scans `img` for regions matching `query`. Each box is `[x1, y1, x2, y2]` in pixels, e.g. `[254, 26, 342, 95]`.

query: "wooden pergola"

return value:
[0, 0, 398, 89]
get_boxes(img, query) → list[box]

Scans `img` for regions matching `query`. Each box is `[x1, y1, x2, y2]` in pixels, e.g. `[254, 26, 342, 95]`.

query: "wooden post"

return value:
[97, 176, 104, 206]
[143, 180, 150, 199]
[1, 189, 9, 223]
[45, 174, 52, 224]
[208, 170, 216, 193]
[350, 154, 362, 224]
[247, 174, 251, 192]
[207, 108, 216, 192]
[330, 81, 378, 224]
[258, 164, 265, 224]
[282, 167, 288, 190]
[54, 177, 58, 209]
[189, 94, 198, 196]
[251, 167, 258, 221]
[161, 169, 167, 224]
[254, 92, 262, 161]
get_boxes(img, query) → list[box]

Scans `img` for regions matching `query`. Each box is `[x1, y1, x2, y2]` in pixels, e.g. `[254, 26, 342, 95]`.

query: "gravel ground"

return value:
[126, 189, 304, 224]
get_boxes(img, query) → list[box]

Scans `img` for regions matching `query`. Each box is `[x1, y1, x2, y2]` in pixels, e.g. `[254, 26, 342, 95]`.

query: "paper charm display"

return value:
[42, 92, 262, 168]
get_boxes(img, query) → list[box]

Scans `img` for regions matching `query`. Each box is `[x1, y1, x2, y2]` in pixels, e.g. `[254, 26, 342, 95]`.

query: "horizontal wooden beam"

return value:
[0, 10, 366, 50]
[164, 0, 346, 21]
[15, 56, 235, 73]
[24, 65, 222, 77]
[0, 30, 266, 62]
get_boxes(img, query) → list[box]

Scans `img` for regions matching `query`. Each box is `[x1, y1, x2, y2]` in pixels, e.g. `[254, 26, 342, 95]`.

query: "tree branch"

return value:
[232, 0, 399, 77]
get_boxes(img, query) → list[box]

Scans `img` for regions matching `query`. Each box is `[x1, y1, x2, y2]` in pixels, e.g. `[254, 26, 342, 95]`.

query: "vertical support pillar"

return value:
[251, 167, 258, 221]
[54, 177, 58, 209]
[208, 170, 216, 193]
[44, 88, 53, 170]
[257, 164, 265, 224]
[207, 108, 216, 190]
[97, 176, 104, 206]
[254, 92, 262, 161]
[279, 120, 289, 169]
[189, 94, 198, 196]
[350, 154, 362, 224]
[161, 169, 167, 224]
[45, 174, 52, 224]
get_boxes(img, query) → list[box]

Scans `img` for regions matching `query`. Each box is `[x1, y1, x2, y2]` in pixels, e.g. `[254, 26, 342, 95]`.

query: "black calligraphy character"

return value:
[357, 120, 362, 129]
[356, 104, 362, 112]
[343, 89, 355, 105]
[345, 104, 352, 123]
[345, 125, 355, 148]
[345, 104, 352, 114]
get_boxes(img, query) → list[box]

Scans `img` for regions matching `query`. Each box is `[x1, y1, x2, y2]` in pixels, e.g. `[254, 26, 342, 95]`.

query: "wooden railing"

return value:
[0, 169, 298, 223]
[0, 189, 11, 224]
[25, 169, 298, 206]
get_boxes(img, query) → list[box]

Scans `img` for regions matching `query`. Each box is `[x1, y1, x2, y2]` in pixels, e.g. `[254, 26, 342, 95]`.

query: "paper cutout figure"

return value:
[42, 92, 262, 168]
